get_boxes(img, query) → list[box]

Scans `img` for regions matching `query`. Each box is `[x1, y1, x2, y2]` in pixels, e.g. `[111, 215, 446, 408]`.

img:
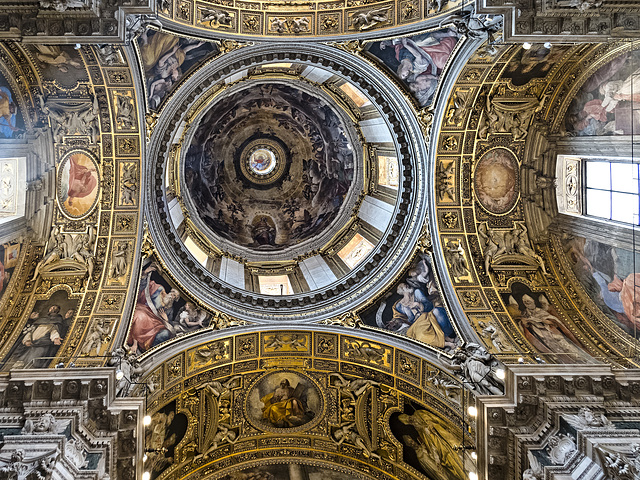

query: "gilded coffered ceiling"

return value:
[0, 2, 640, 479]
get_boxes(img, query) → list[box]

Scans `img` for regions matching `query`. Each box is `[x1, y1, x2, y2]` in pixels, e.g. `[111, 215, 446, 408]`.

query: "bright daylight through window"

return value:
[585, 160, 640, 225]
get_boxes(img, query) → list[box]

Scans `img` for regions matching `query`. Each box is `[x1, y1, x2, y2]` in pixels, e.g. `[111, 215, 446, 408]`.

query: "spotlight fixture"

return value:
[544, 42, 552, 49]
[74, 43, 82, 49]
[495, 368, 506, 380]
[518, 357, 525, 364]
[143, 415, 152, 426]
[469, 472, 478, 480]
[468, 406, 478, 417]
[143, 454, 148, 463]
[115, 370, 124, 380]
[471, 451, 478, 460]
[142, 472, 151, 480]
[523, 42, 532, 50]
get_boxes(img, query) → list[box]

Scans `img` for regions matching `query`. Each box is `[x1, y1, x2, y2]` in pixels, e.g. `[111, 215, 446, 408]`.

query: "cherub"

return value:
[330, 373, 380, 401]
[82, 318, 110, 355]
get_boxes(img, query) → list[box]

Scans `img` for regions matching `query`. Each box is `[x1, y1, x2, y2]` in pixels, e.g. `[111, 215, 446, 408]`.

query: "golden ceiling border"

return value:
[430, 41, 640, 366]
[0, 44, 145, 371]
[158, 0, 472, 38]
[141, 329, 472, 480]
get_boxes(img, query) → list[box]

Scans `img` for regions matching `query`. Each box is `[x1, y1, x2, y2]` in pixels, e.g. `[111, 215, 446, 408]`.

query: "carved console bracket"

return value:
[475, 364, 640, 480]
[0, 368, 145, 480]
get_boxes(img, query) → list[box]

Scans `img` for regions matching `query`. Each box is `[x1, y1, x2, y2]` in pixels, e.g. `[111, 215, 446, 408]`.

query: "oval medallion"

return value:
[57, 150, 100, 218]
[244, 369, 324, 433]
[474, 148, 519, 214]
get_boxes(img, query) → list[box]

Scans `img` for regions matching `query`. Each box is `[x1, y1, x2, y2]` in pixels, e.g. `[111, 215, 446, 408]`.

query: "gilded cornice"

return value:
[155, 0, 472, 39]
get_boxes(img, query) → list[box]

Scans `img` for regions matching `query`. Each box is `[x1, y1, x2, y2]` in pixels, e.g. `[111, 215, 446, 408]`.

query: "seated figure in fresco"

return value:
[389, 259, 457, 350]
[0, 88, 19, 138]
[380, 31, 457, 81]
[261, 379, 312, 428]
[127, 265, 179, 353]
[9, 305, 66, 368]
[507, 293, 593, 364]
[393, 283, 455, 350]
[252, 217, 277, 247]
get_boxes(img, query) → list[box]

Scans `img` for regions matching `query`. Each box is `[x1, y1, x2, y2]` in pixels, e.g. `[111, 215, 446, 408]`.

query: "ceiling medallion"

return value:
[473, 147, 520, 215]
[243, 369, 325, 433]
[240, 140, 286, 186]
[249, 148, 277, 175]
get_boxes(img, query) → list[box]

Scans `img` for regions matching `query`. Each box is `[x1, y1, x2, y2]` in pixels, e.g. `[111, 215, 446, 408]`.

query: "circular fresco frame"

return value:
[240, 139, 287, 186]
[243, 369, 325, 434]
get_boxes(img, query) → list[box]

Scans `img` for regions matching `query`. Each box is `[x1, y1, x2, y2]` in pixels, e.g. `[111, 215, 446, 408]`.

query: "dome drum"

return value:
[146, 44, 429, 322]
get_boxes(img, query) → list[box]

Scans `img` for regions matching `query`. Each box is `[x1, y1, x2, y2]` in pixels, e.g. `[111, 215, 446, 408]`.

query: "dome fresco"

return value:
[183, 82, 358, 252]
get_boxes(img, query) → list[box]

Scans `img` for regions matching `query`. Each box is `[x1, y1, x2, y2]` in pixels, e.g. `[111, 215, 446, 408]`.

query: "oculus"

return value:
[249, 148, 277, 176]
[239, 139, 287, 186]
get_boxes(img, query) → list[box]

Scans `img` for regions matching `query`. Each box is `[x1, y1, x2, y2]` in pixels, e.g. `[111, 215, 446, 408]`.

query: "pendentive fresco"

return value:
[127, 255, 213, 354]
[367, 28, 460, 106]
[138, 30, 219, 109]
[361, 253, 459, 352]
[0, 74, 22, 139]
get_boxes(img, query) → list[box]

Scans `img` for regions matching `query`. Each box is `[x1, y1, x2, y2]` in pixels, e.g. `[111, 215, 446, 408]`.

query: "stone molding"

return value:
[0, 368, 144, 480]
[475, 364, 640, 480]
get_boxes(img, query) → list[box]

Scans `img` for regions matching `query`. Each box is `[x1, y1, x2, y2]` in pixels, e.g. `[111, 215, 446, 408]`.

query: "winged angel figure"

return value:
[523, 451, 543, 480]
[564, 407, 614, 430]
[351, 7, 391, 30]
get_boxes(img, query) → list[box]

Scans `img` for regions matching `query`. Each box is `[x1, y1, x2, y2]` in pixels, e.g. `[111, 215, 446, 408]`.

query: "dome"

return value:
[149, 49, 429, 322]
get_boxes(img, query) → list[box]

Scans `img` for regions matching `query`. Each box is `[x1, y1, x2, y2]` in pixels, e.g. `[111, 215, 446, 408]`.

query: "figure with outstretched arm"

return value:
[127, 265, 179, 353]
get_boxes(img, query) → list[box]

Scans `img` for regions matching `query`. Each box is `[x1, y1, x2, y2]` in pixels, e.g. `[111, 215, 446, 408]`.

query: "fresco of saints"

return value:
[567, 237, 640, 333]
[261, 379, 312, 428]
[377, 257, 457, 350]
[370, 29, 459, 106]
[388, 33, 458, 81]
[127, 265, 180, 353]
[507, 291, 593, 364]
[0, 87, 19, 138]
[398, 409, 465, 480]
[33, 45, 83, 73]
[9, 305, 75, 368]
